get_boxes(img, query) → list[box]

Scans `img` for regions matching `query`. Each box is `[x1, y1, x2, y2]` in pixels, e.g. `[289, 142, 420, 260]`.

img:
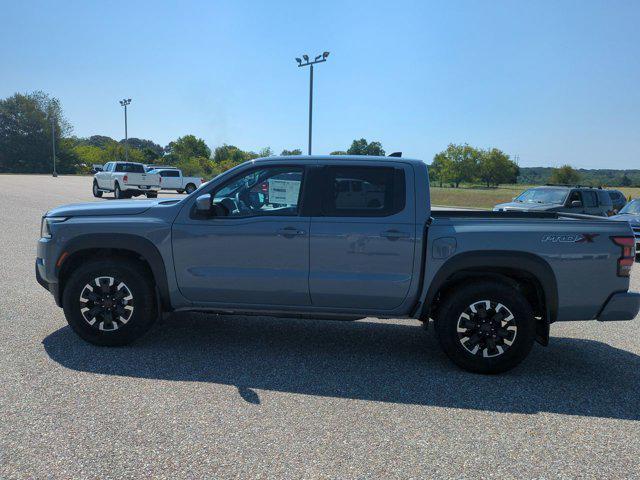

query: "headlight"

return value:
[40, 217, 67, 239]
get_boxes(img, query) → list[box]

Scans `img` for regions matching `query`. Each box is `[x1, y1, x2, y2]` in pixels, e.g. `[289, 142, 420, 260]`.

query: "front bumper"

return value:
[597, 292, 640, 321]
[35, 258, 61, 306]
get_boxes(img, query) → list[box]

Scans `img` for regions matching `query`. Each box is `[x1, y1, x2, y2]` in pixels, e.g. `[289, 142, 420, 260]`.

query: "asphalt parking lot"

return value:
[1, 174, 639, 478]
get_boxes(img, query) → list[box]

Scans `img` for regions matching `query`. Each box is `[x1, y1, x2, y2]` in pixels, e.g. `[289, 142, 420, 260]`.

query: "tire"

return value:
[92, 181, 103, 198]
[62, 259, 157, 346]
[146, 192, 158, 198]
[434, 281, 535, 374]
[185, 183, 196, 194]
[114, 183, 124, 199]
[177, 189, 185, 194]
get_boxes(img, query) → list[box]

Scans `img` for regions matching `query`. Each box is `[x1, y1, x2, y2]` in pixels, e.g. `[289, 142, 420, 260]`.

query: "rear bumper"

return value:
[597, 292, 640, 321]
[122, 185, 160, 192]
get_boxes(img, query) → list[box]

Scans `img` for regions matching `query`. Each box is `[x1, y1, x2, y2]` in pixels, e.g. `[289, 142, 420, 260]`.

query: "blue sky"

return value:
[2, 0, 638, 168]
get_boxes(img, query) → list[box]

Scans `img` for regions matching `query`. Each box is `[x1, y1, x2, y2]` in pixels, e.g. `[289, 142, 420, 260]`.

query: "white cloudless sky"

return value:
[1, 0, 639, 168]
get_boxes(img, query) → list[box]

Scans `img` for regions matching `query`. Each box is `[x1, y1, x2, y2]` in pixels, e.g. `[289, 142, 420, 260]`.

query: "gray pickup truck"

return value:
[36, 156, 640, 373]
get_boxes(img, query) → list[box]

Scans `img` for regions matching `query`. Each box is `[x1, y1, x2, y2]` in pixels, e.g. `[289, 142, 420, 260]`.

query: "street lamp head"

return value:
[322, 51, 330, 59]
[303, 54, 309, 61]
[295, 57, 302, 64]
[119, 98, 131, 106]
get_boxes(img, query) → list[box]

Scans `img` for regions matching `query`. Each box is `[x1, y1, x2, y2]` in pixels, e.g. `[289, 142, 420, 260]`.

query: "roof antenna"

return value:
[388, 152, 402, 157]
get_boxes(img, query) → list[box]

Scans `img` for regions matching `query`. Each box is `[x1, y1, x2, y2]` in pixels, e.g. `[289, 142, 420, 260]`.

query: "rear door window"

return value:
[322, 166, 405, 217]
[597, 191, 612, 207]
[583, 191, 598, 208]
[156, 170, 179, 177]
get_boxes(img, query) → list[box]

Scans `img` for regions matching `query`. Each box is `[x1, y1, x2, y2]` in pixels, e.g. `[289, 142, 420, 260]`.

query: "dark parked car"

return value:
[494, 185, 614, 216]
[607, 189, 627, 213]
[611, 198, 640, 259]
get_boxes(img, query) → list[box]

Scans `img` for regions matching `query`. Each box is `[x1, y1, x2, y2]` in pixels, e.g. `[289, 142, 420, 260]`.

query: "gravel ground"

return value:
[1, 174, 639, 479]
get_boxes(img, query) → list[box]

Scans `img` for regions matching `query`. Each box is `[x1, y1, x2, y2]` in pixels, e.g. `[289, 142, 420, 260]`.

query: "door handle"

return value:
[380, 229, 410, 240]
[276, 227, 306, 237]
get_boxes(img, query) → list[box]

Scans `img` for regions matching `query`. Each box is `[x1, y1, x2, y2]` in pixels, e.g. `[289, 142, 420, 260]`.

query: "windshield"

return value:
[619, 199, 640, 215]
[514, 188, 567, 204]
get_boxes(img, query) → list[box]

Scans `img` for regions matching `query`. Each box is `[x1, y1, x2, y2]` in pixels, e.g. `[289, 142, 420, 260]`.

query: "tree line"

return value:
[0, 91, 388, 177]
[1, 91, 634, 187]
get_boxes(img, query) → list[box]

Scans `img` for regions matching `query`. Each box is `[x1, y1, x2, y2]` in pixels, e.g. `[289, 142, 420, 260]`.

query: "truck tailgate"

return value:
[125, 173, 160, 186]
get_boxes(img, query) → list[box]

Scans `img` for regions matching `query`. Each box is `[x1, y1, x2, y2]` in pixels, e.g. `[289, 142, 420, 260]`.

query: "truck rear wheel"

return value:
[434, 281, 535, 374]
[92, 181, 103, 198]
[114, 183, 124, 199]
[146, 191, 158, 198]
[62, 259, 157, 346]
[185, 183, 196, 194]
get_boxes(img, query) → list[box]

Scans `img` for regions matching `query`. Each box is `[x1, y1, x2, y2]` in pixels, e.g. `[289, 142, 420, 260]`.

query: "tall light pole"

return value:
[119, 98, 131, 161]
[296, 52, 329, 155]
[50, 113, 57, 177]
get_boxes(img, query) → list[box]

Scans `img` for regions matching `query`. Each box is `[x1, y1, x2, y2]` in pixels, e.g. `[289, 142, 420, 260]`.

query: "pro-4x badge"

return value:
[542, 233, 599, 243]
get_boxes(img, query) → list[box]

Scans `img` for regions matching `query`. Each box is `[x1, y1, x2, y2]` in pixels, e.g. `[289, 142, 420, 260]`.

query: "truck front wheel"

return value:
[434, 281, 535, 374]
[62, 259, 157, 346]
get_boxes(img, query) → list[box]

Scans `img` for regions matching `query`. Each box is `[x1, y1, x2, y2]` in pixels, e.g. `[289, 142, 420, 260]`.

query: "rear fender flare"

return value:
[422, 250, 558, 324]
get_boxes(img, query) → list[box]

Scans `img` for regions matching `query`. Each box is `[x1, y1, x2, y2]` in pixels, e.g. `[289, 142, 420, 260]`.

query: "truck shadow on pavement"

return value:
[43, 313, 640, 420]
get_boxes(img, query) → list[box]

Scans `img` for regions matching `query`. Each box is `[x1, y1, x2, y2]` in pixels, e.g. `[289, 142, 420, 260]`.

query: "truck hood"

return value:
[494, 201, 560, 211]
[46, 200, 160, 217]
[610, 213, 640, 226]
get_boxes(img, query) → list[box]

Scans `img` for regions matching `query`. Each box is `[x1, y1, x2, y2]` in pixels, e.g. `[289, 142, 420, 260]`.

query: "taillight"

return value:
[123, 175, 128, 183]
[611, 236, 635, 277]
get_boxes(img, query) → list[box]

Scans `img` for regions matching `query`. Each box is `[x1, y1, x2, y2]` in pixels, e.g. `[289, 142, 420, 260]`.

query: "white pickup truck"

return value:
[93, 162, 161, 199]
[146, 167, 203, 194]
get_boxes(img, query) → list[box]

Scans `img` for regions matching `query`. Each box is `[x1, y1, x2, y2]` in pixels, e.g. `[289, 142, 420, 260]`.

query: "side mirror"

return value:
[571, 200, 583, 208]
[195, 194, 230, 217]
[195, 194, 212, 213]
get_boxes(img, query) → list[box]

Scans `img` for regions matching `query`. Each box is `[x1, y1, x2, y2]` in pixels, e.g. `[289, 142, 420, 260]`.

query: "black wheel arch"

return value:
[421, 251, 558, 331]
[56, 234, 172, 311]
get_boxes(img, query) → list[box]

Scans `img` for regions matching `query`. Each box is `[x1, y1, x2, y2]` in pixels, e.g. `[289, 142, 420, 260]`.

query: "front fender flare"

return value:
[57, 233, 171, 310]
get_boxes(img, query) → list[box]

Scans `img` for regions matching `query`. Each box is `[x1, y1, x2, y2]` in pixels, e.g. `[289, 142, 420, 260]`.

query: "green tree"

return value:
[257, 147, 273, 158]
[432, 144, 480, 187]
[477, 148, 519, 187]
[165, 135, 211, 164]
[330, 150, 347, 155]
[79, 135, 116, 149]
[0, 91, 74, 173]
[347, 138, 386, 156]
[620, 174, 632, 187]
[123, 138, 164, 157]
[549, 165, 580, 185]
[212, 144, 247, 164]
[281, 148, 302, 156]
[429, 152, 453, 187]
